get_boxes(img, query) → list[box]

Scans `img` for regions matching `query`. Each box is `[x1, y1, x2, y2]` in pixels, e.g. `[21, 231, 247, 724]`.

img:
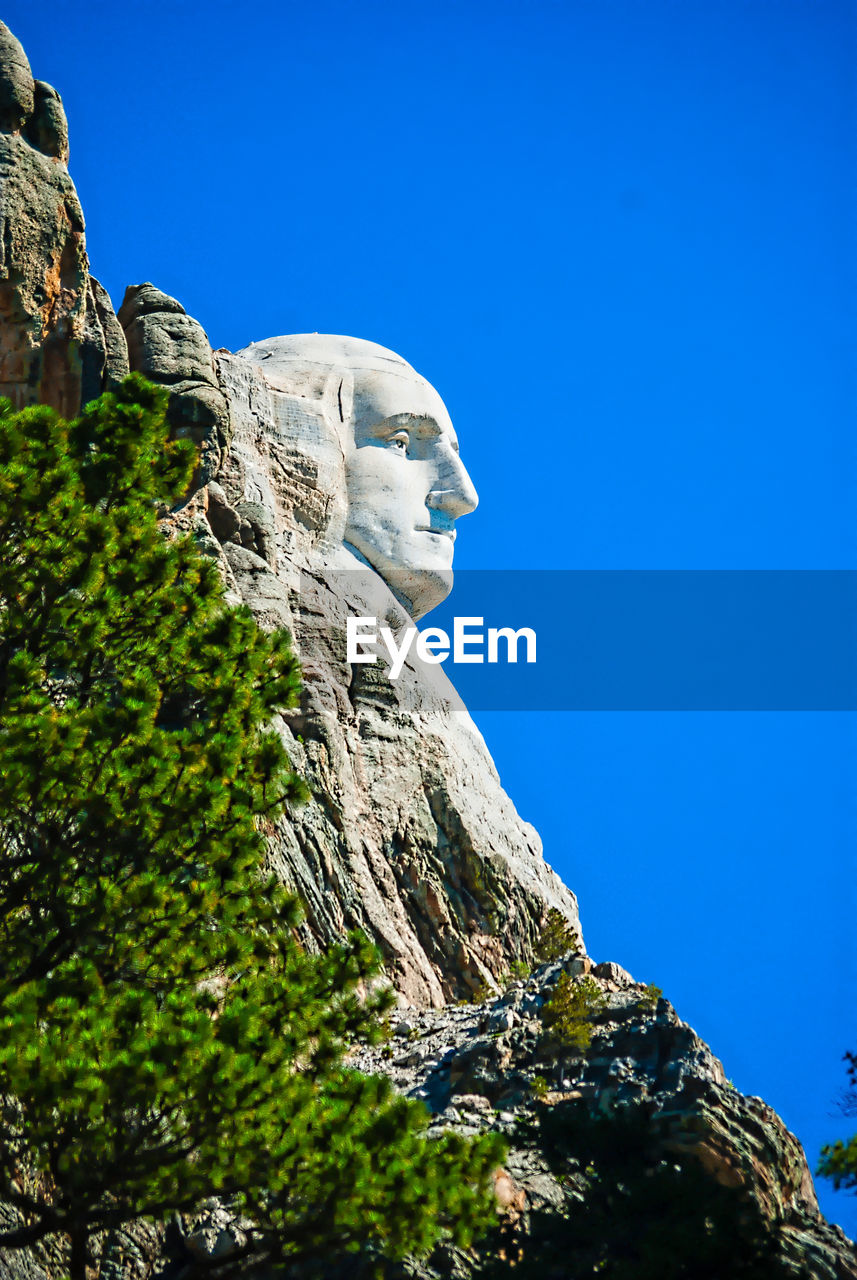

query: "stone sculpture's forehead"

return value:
[243, 332, 414, 374]
[239, 333, 450, 431]
[351, 368, 452, 436]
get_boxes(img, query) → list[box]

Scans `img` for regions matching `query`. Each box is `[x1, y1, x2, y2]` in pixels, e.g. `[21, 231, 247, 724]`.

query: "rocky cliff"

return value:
[205, 340, 581, 1007]
[350, 958, 857, 1279]
[0, 24, 127, 415]
[0, 21, 855, 1279]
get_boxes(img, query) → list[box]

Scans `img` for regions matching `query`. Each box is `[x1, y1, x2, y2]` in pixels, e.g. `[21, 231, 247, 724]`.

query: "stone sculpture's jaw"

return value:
[237, 333, 478, 620]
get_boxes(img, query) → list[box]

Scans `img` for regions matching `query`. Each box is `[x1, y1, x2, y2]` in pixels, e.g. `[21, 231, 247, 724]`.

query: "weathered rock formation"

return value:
[203, 341, 581, 1007]
[118, 284, 231, 488]
[348, 959, 857, 1279]
[0, 22, 127, 415]
[127, 957, 857, 1278]
[0, 21, 855, 1280]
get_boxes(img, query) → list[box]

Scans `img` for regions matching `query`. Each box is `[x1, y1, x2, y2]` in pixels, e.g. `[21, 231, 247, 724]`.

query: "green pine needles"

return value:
[540, 974, 607, 1059]
[533, 908, 580, 965]
[818, 1051, 857, 1193]
[0, 377, 503, 1279]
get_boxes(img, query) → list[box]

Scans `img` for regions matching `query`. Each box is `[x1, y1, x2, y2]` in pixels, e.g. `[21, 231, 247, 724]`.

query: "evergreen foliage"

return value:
[540, 974, 606, 1058]
[0, 378, 503, 1279]
[533, 908, 579, 964]
[818, 1051, 857, 1192]
[636, 982, 663, 1012]
[477, 1100, 806, 1279]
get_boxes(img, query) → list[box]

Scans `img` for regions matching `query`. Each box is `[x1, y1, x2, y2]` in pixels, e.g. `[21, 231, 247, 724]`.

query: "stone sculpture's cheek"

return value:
[344, 446, 456, 619]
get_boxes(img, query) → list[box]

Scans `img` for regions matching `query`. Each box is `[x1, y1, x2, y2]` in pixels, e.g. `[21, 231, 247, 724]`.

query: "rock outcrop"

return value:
[0, 22, 127, 415]
[346, 958, 857, 1278]
[118, 283, 231, 487]
[150, 958, 857, 1278]
[198, 346, 582, 1006]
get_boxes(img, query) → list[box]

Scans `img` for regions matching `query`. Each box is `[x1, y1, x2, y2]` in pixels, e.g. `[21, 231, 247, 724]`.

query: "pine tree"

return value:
[533, 908, 579, 964]
[818, 1051, 857, 1192]
[0, 377, 503, 1279]
[539, 973, 606, 1086]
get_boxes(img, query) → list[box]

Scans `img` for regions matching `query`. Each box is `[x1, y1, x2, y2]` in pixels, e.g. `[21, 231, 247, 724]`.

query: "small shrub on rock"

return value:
[540, 975, 607, 1058]
[530, 1075, 549, 1100]
[636, 982, 663, 1012]
[534, 908, 580, 963]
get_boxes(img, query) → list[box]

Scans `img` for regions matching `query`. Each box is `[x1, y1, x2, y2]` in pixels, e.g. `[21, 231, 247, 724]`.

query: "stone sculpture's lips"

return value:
[416, 525, 456, 541]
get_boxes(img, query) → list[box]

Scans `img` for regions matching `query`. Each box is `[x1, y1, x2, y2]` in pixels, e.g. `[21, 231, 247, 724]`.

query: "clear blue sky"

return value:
[8, 0, 856, 1234]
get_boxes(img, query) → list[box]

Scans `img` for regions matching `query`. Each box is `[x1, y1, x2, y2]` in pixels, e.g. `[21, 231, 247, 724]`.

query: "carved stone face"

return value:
[237, 334, 478, 619]
[344, 363, 478, 619]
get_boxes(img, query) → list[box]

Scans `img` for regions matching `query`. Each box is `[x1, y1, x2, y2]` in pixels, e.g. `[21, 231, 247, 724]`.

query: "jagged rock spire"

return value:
[0, 20, 127, 414]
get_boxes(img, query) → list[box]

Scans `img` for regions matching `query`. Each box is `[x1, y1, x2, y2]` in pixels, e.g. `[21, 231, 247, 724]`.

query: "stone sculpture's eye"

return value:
[389, 431, 410, 453]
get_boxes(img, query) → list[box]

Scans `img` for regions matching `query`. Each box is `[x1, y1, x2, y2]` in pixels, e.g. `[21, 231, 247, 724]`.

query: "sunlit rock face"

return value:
[204, 336, 581, 1006]
[0, 2, 580, 1004]
[0, 22, 130, 416]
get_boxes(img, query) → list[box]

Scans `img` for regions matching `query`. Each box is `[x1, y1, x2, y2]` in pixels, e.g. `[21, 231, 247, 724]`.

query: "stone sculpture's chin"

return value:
[344, 522, 457, 620]
[388, 565, 454, 621]
[342, 538, 453, 620]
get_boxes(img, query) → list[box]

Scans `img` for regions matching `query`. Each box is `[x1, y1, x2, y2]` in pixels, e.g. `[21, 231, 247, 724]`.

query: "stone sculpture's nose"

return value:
[427, 447, 478, 519]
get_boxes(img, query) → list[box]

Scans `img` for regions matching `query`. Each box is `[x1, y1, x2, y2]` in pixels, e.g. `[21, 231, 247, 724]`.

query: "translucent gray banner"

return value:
[298, 571, 857, 710]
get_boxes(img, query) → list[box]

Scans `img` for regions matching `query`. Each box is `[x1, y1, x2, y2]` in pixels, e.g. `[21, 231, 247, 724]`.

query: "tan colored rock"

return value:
[592, 959, 634, 986]
[80, 275, 130, 403]
[0, 25, 126, 415]
[493, 1167, 526, 1214]
[0, 130, 86, 414]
